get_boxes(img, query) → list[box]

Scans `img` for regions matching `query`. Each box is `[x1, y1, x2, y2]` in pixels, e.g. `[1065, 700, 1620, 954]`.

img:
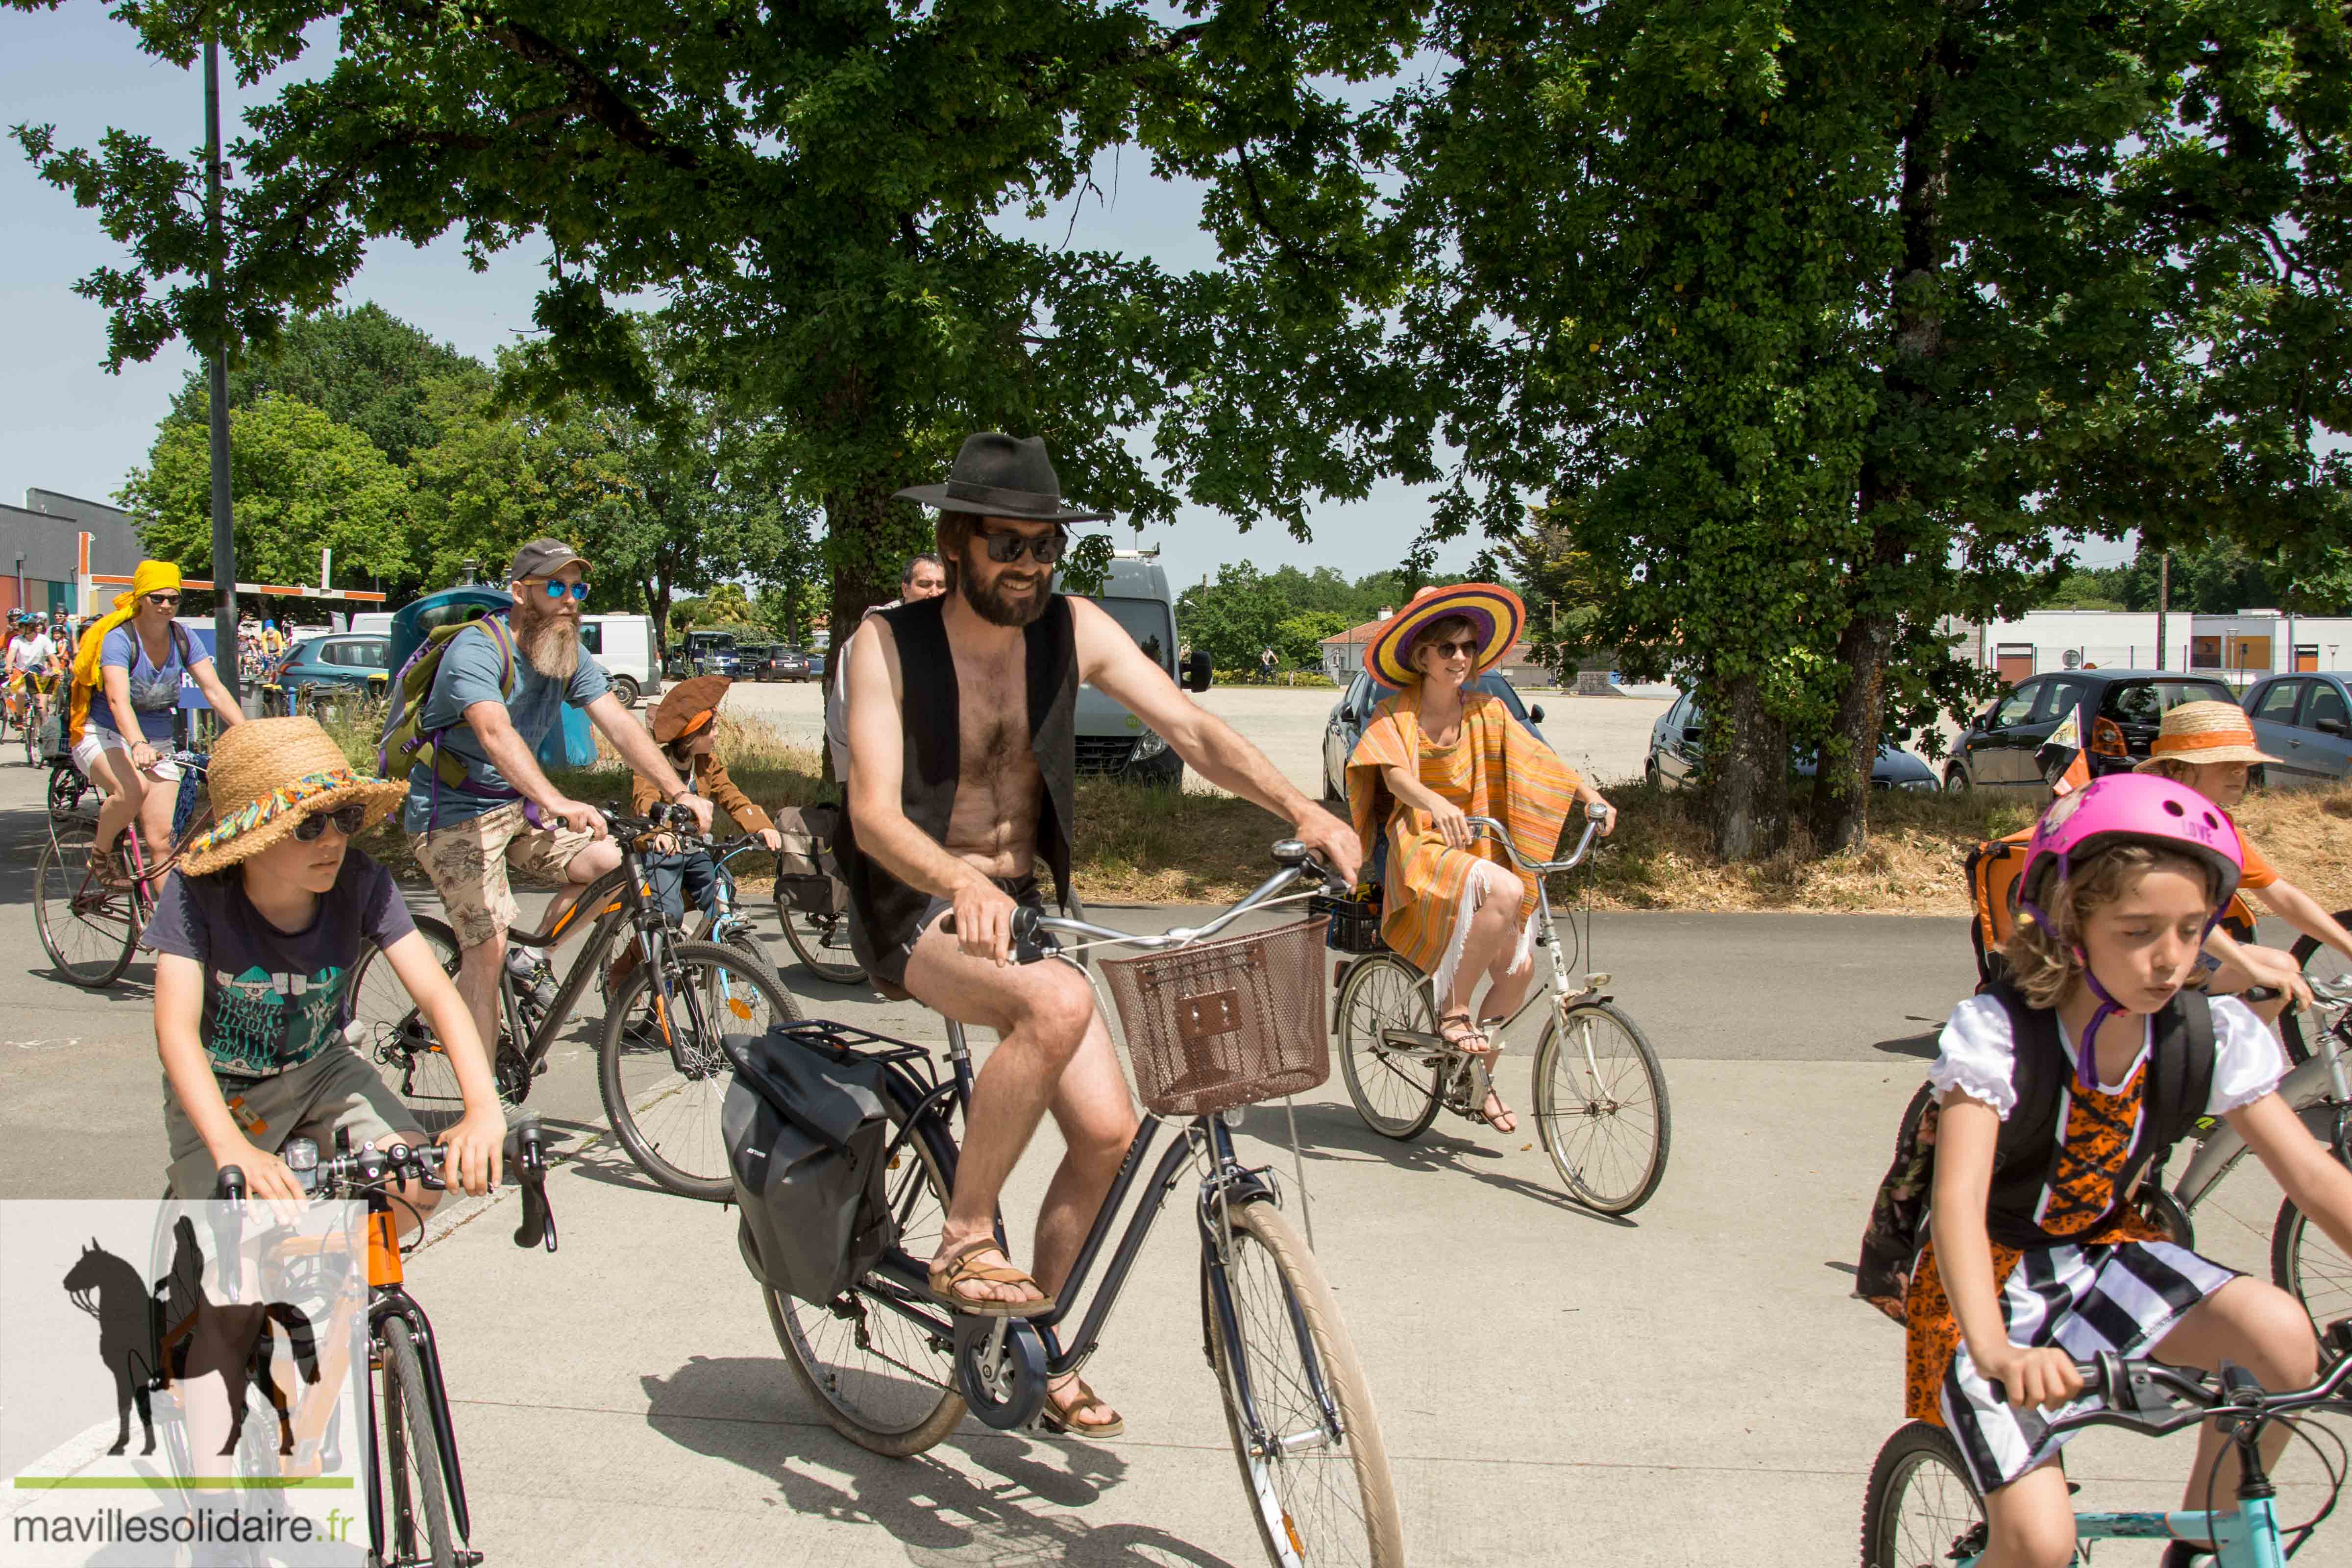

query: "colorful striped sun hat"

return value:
[2132, 700, 2280, 772]
[1362, 582, 1526, 687]
[178, 717, 407, 876]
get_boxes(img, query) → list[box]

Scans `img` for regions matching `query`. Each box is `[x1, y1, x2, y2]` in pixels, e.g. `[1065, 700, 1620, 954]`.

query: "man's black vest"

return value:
[838, 594, 1078, 972]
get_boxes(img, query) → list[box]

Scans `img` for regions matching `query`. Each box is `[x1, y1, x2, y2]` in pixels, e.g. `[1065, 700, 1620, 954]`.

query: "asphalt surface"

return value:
[0, 746, 2334, 1566]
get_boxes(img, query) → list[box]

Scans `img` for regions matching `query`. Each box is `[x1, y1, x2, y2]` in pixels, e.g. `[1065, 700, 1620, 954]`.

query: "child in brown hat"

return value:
[2137, 699, 2352, 1023]
[145, 718, 506, 1222]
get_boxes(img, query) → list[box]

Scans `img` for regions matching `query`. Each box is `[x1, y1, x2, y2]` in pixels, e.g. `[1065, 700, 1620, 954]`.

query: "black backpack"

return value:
[1854, 985, 2215, 1323]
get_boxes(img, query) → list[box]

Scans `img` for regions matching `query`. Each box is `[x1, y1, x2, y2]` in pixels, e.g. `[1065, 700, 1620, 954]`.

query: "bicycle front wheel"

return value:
[598, 941, 801, 1200]
[1859, 1420, 1983, 1568]
[35, 833, 139, 988]
[377, 1316, 457, 1568]
[2272, 1192, 2352, 1329]
[1204, 1197, 1403, 1568]
[349, 916, 473, 1140]
[1333, 954, 1442, 1140]
[1532, 1000, 1671, 1214]
[777, 900, 867, 985]
[2282, 910, 2352, 1066]
[770, 1086, 966, 1456]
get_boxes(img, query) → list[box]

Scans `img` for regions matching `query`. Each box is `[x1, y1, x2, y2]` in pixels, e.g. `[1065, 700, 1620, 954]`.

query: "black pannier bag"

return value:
[723, 1026, 898, 1304]
[774, 803, 850, 917]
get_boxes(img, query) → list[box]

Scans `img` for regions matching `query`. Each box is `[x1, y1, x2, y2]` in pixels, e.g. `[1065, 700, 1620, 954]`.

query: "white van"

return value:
[1059, 550, 1211, 786]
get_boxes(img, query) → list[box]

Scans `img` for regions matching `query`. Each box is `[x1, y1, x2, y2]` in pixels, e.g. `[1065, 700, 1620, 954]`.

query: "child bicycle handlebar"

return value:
[212, 1116, 558, 1251]
[1989, 1317, 2352, 1442]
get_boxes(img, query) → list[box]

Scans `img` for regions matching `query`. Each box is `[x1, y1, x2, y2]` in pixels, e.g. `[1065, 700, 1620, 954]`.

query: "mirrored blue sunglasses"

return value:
[536, 579, 590, 601]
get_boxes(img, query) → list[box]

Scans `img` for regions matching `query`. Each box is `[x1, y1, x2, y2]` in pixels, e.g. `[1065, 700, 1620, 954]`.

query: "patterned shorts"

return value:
[163, 1047, 414, 1198]
[411, 800, 596, 949]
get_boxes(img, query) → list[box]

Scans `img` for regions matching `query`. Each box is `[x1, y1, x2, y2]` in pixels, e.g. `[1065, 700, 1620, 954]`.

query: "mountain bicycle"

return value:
[739, 840, 1405, 1567]
[34, 748, 212, 988]
[198, 1118, 559, 1568]
[1329, 802, 1672, 1215]
[1862, 1320, 2352, 1567]
[344, 804, 800, 1201]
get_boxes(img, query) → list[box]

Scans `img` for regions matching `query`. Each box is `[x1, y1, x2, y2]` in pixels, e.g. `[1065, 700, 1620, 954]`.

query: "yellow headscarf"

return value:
[69, 560, 183, 747]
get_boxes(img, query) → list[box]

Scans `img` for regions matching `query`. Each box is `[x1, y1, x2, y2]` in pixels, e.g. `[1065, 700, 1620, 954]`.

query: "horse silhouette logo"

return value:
[61, 1217, 322, 1460]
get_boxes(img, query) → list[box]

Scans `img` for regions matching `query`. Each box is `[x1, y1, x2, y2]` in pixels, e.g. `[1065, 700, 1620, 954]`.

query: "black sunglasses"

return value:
[1424, 638, 1480, 659]
[293, 803, 370, 842]
[973, 525, 1067, 565]
[145, 592, 182, 607]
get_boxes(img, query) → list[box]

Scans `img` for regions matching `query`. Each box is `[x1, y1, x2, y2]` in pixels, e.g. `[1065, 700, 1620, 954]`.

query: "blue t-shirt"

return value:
[141, 851, 417, 1078]
[399, 619, 610, 832]
[98, 623, 192, 742]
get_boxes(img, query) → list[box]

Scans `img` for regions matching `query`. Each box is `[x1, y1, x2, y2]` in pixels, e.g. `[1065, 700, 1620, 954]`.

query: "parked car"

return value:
[737, 644, 811, 682]
[1943, 669, 2239, 794]
[1322, 670, 1551, 802]
[2244, 672, 2352, 789]
[270, 633, 392, 716]
[1643, 690, 1937, 793]
[666, 629, 739, 680]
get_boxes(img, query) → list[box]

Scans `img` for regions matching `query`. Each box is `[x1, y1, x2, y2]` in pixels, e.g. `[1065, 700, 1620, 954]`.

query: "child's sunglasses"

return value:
[292, 803, 371, 841]
[973, 525, 1067, 565]
[535, 579, 591, 601]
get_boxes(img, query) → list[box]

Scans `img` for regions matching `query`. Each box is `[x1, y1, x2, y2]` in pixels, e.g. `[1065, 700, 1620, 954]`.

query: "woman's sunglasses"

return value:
[1424, 638, 1480, 659]
[535, 579, 591, 601]
[293, 804, 370, 842]
[145, 592, 182, 607]
[973, 525, 1067, 565]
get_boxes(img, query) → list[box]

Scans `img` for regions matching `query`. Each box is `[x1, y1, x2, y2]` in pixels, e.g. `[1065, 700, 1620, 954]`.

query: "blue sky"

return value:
[1, 8, 2126, 588]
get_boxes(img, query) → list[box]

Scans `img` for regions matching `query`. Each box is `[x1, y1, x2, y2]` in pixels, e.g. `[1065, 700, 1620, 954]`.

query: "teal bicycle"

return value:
[1863, 1321, 2352, 1566]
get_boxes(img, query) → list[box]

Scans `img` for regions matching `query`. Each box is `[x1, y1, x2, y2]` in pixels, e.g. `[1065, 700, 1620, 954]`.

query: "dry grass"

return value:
[319, 705, 2352, 913]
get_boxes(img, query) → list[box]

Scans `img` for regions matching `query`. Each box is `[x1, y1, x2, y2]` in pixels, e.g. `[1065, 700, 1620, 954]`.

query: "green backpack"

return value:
[378, 612, 517, 791]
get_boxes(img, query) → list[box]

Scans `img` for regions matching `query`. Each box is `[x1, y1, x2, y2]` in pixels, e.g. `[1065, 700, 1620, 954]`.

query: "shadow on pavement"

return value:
[1871, 1031, 1939, 1059]
[639, 1355, 1240, 1568]
[1274, 1099, 1640, 1228]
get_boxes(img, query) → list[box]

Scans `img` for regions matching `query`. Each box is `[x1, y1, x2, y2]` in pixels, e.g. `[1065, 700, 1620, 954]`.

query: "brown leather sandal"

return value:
[1437, 1009, 1492, 1057]
[927, 1237, 1056, 1318]
[1039, 1376, 1125, 1439]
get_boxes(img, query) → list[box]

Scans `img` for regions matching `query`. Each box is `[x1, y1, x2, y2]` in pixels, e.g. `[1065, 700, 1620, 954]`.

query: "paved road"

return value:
[724, 679, 1673, 797]
[1, 752, 2330, 1566]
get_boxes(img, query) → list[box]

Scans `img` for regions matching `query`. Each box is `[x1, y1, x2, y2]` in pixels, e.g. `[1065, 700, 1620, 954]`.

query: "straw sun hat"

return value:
[2132, 700, 2281, 773]
[1361, 582, 1526, 687]
[177, 717, 408, 877]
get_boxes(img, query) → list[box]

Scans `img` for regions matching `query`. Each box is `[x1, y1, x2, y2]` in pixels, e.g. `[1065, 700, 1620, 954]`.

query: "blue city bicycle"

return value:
[1862, 1322, 2352, 1566]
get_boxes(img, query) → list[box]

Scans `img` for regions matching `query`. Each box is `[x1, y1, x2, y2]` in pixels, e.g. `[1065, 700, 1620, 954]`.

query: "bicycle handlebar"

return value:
[1463, 800, 1611, 875]
[942, 841, 1345, 962]
[1991, 1320, 2352, 1441]
[212, 1115, 557, 1252]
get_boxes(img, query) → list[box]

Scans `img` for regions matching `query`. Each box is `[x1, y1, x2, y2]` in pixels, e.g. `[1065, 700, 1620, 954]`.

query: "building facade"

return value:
[1952, 608, 2352, 686]
[1, 490, 141, 619]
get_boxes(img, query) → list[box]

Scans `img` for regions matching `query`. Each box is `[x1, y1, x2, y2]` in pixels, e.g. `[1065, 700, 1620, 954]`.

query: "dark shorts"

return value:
[875, 873, 1044, 989]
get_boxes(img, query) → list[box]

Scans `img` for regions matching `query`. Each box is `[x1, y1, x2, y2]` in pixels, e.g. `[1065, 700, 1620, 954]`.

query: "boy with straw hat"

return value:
[143, 718, 505, 1223]
[2136, 699, 2352, 1024]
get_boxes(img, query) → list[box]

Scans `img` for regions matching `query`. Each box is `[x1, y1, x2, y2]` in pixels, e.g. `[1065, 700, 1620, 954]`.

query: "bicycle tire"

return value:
[1333, 954, 1442, 1140]
[1532, 1000, 1672, 1215]
[720, 925, 791, 1002]
[2271, 1192, 2352, 1331]
[47, 762, 88, 820]
[377, 1316, 457, 1568]
[2282, 909, 2352, 1067]
[23, 701, 38, 767]
[769, 1081, 967, 1455]
[1859, 1420, 1983, 1568]
[777, 897, 867, 985]
[349, 916, 476, 1140]
[1204, 1197, 1403, 1568]
[35, 833, 139, 988]
[598, 941, 801, 1200]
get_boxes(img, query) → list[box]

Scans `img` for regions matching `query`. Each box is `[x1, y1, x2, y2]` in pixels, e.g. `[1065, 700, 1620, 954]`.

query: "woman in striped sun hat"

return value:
[1342, 583, 1617, 1132]
[2136, 700, 2351, 1024]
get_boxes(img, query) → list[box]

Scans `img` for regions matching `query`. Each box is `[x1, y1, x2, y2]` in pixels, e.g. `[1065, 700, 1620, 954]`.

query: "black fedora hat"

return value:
[892, 432, 1109, 524]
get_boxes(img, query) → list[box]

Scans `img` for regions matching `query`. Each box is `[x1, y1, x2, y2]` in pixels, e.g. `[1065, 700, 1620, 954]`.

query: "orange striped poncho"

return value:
[1345, 685, 1581, 992]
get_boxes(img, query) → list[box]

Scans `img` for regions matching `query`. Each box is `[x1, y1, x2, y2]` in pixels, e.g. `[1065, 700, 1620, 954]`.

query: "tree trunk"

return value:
[823, 479, 922, 653]
[1812, 593, 1896, 853]
[1707, 673, 1788, 861]
[641, 575, 669, 660]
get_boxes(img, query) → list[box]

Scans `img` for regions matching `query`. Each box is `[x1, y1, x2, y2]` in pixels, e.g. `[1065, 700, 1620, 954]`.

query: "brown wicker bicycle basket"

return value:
[1097, 915, 1331, 1118]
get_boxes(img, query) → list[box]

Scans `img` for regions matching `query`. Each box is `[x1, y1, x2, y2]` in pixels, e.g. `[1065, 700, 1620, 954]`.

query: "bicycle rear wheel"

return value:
[2272, 1192, 2352, 1330]
[47, 761, 89, 821]
[1333, 954, 1442, 1140]
[778, 900, 867, 985]
[1204, 1197, 1403, 1568]
[769, 1088, 966, 1456]
[349, 916, 473, 1140]
[598, 941, 800, 1200]
[1532, 1000, 1671, 1214]
[35, 832, 139, 988]
[1860, 1420, 1983, 1568]
[376, 1316, 457, 1568]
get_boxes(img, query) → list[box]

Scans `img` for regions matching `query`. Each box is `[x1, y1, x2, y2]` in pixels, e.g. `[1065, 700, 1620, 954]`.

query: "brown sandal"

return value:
[1437, 1009, 1491, 1056]
[927, 1237, 1056, 1318]
[1039, 1375, 1125, 1439]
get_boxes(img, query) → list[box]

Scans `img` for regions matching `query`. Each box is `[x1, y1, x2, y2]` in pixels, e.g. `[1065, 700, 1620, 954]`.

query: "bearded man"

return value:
[403, 539, 715, 1058]
[840, 434, 1359, 1438]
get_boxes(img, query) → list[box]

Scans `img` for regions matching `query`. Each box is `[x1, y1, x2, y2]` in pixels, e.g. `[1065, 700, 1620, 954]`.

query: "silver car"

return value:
[2245, 673, 2352, 788]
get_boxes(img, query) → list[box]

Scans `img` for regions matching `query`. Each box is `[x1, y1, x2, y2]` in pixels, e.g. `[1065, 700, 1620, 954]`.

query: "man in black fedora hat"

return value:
[838, 431, 1360, 1437]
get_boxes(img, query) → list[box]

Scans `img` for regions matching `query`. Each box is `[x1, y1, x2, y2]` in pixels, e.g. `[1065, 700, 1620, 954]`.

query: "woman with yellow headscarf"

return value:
[70, 561, 246, 881]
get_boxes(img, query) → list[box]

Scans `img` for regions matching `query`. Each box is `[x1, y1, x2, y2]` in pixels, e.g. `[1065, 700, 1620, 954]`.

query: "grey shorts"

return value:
[877, 874, 1044, 988]
[163, 1046, 419, 1198]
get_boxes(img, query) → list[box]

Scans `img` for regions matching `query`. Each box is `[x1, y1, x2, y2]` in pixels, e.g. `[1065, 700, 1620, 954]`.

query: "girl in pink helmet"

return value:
[1906, 772, 2352, 1567]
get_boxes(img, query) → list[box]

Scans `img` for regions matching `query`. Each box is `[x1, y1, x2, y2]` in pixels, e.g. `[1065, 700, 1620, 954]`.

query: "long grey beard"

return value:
[520, 615, 581, 681]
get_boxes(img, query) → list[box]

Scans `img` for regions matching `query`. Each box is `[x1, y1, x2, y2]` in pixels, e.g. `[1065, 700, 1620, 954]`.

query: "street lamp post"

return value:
[204, 38, 239, 703]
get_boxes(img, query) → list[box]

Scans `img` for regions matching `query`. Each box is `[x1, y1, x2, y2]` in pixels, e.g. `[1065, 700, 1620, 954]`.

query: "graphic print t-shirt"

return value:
[141, 852, 417, 1078]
